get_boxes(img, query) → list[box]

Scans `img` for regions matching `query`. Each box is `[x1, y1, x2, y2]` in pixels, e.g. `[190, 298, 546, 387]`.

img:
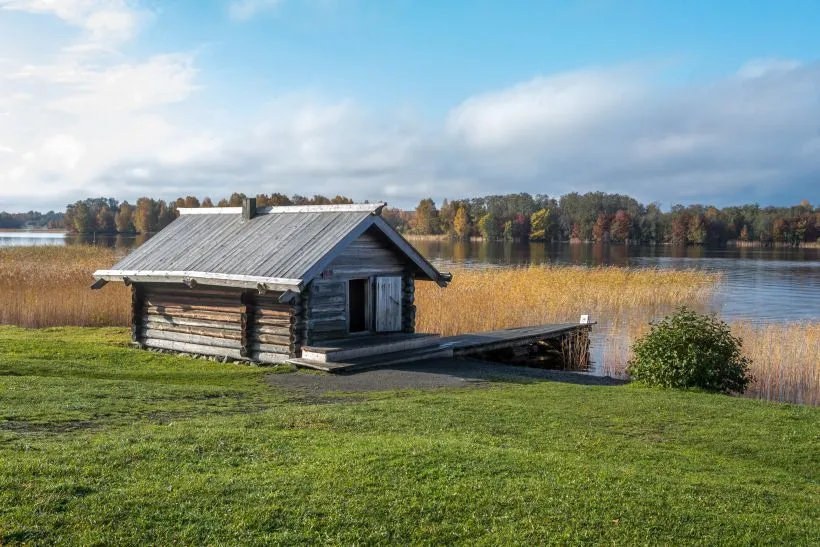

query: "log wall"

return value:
[135, 283, 298, 364]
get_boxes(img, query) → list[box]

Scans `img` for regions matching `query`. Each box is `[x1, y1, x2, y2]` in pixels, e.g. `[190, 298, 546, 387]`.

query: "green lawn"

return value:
[0, 327, 818, 545]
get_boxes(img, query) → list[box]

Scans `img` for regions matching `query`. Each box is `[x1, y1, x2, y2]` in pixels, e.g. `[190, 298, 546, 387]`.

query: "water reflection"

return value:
[0, 232, 148, 249]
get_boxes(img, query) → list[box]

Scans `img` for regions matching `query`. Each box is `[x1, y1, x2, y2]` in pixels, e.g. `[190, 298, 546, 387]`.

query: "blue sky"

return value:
[1, 0, 819, 211]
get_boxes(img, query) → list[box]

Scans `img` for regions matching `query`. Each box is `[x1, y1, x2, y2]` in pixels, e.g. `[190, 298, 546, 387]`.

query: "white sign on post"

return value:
[580, 315, 590, 325]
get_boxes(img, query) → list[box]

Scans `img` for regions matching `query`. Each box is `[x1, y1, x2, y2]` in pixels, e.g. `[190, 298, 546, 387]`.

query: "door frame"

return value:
[345, 277, 373, 335]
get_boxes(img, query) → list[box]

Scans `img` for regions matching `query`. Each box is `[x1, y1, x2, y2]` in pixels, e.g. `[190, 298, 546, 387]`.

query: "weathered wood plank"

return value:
[144, 300, 244, 313]
[307, 311, 346, 323]
[143, 315, 242, 332]
[310, 282, 346, 296]
[309, 295, 346, 308]
[256, 352, 290, 364]
[309, 330, 348, 343]
[251, 316, 292, 328]
[307, 319, 347, 333]
[143, 338, 245, 360]
[249, 333, 291, 346]
[253, 295, 289, 306]
[375, 276, 402, 333]
[145, 307, 240, 323]
[253, 308, 292, 318]
[254, 325, 292, 336]
[250, 342, 290, 354]
[141, 322, 241, 341]
[142, 328, 242, 349]
[144, 286, 245, 299]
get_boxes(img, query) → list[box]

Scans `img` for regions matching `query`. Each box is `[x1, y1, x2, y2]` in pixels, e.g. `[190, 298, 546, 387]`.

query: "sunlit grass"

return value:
[0, 326, 817, 544]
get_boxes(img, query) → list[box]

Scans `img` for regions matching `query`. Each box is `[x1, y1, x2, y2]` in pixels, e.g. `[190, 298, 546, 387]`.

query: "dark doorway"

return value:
[348, 279, 368, 333]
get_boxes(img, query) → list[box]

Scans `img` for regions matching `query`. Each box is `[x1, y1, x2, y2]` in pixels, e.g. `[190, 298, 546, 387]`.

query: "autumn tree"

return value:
[687, 214, 707, 245]
[670, 213, 689, 245]
[95, 204, 116, 233]
[452, 207, 471, 239]
[609, 210, 632, 243]
[529, 208, 552, 241]
[134, 198, 157, 234]
[71, 202, 90, 233]
[477, 213, 501, 239]
[115, 202, 135, 233]
[592, 212, 611, 242]
[157, 200, 178, 230]
[412, 198, 440, 235]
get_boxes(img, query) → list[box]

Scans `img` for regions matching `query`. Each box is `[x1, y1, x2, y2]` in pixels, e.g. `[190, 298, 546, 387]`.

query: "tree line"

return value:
[0, 210, 64, 230]
[60, 193, 355, 234]
[5, 190, 817, 246]
[385, 193, 819, 246]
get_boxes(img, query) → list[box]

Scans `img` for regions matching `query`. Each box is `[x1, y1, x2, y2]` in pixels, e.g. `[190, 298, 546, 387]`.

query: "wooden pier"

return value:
[288, 323, 593, 373]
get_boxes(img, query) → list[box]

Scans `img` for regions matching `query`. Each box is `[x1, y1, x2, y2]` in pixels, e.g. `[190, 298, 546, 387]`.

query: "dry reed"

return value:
[415, 265, 720, 335]
[733, 323, 820, 406]
[0, 246, 130, 327]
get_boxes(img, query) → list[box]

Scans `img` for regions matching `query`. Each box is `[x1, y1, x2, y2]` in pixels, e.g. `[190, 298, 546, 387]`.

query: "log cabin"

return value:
[92, 199, 452, 364]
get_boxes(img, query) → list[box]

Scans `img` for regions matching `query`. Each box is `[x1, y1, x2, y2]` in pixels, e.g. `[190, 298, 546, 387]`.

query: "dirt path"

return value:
[266, 358, 625, 396]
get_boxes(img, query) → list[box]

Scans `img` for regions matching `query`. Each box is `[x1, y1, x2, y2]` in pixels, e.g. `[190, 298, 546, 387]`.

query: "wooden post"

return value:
[131, 284, 145, 348]
[240, 292, 255, 359]
[290, 293, 305, 357]
[401, 271, 416, 333]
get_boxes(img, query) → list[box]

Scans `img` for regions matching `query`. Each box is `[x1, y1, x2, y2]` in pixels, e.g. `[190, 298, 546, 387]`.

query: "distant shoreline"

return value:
[402, 234, 820, 248]
[0, 228, 66, 234]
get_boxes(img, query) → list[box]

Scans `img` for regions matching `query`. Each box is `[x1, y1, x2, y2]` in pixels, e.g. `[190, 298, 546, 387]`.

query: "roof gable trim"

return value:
[300, 215, 449, 287]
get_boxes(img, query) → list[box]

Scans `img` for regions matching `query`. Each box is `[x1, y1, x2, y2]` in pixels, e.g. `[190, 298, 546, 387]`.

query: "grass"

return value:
[0, 246, 129, 327]
[1, 326, 818, 544]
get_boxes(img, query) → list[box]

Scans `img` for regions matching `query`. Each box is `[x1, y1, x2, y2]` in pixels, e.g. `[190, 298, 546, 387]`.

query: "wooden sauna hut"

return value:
[92, 200, 452, 364]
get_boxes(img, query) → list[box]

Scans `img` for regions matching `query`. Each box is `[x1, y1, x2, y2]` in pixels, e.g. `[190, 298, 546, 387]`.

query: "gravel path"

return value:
[266, 358, 625, 396]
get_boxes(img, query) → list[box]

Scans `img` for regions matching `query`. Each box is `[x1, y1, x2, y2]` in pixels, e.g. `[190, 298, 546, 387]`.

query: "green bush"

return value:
[627, 307, 751, 394]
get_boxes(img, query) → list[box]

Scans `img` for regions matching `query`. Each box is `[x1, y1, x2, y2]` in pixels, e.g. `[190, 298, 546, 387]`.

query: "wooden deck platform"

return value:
[288, 323, 592, 373]
[446, 324, 586, 356]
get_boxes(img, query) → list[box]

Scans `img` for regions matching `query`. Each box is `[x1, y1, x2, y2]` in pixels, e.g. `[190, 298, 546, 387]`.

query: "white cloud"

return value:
[228, 0, 283, 21]
[0, 0, 150, 45]
[0, 1, 817, 215]
[89, 59, 818, 209]
[447, 67, 645, 149]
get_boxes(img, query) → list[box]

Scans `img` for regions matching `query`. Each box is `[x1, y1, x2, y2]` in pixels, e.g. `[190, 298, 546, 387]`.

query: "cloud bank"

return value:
[0, 1, 818, 212]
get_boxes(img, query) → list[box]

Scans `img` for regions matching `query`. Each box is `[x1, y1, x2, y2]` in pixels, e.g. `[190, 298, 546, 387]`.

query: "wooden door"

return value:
[375, 276, 402, 332]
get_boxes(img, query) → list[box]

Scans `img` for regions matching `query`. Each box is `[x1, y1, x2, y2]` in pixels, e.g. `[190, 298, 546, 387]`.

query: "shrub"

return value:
[627, 307, 751, 394]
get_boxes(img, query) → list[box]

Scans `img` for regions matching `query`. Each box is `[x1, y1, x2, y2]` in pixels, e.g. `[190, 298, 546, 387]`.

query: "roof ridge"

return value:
[178, 203, 386, 216]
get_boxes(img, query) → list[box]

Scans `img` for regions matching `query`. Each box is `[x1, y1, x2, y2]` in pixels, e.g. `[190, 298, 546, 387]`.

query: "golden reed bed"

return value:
[1, 247, 817, 405]
[0, 246, 130, 328]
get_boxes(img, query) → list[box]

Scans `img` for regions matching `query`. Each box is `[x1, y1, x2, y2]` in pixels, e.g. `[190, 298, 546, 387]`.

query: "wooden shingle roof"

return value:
[93, 203, 449, 292]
